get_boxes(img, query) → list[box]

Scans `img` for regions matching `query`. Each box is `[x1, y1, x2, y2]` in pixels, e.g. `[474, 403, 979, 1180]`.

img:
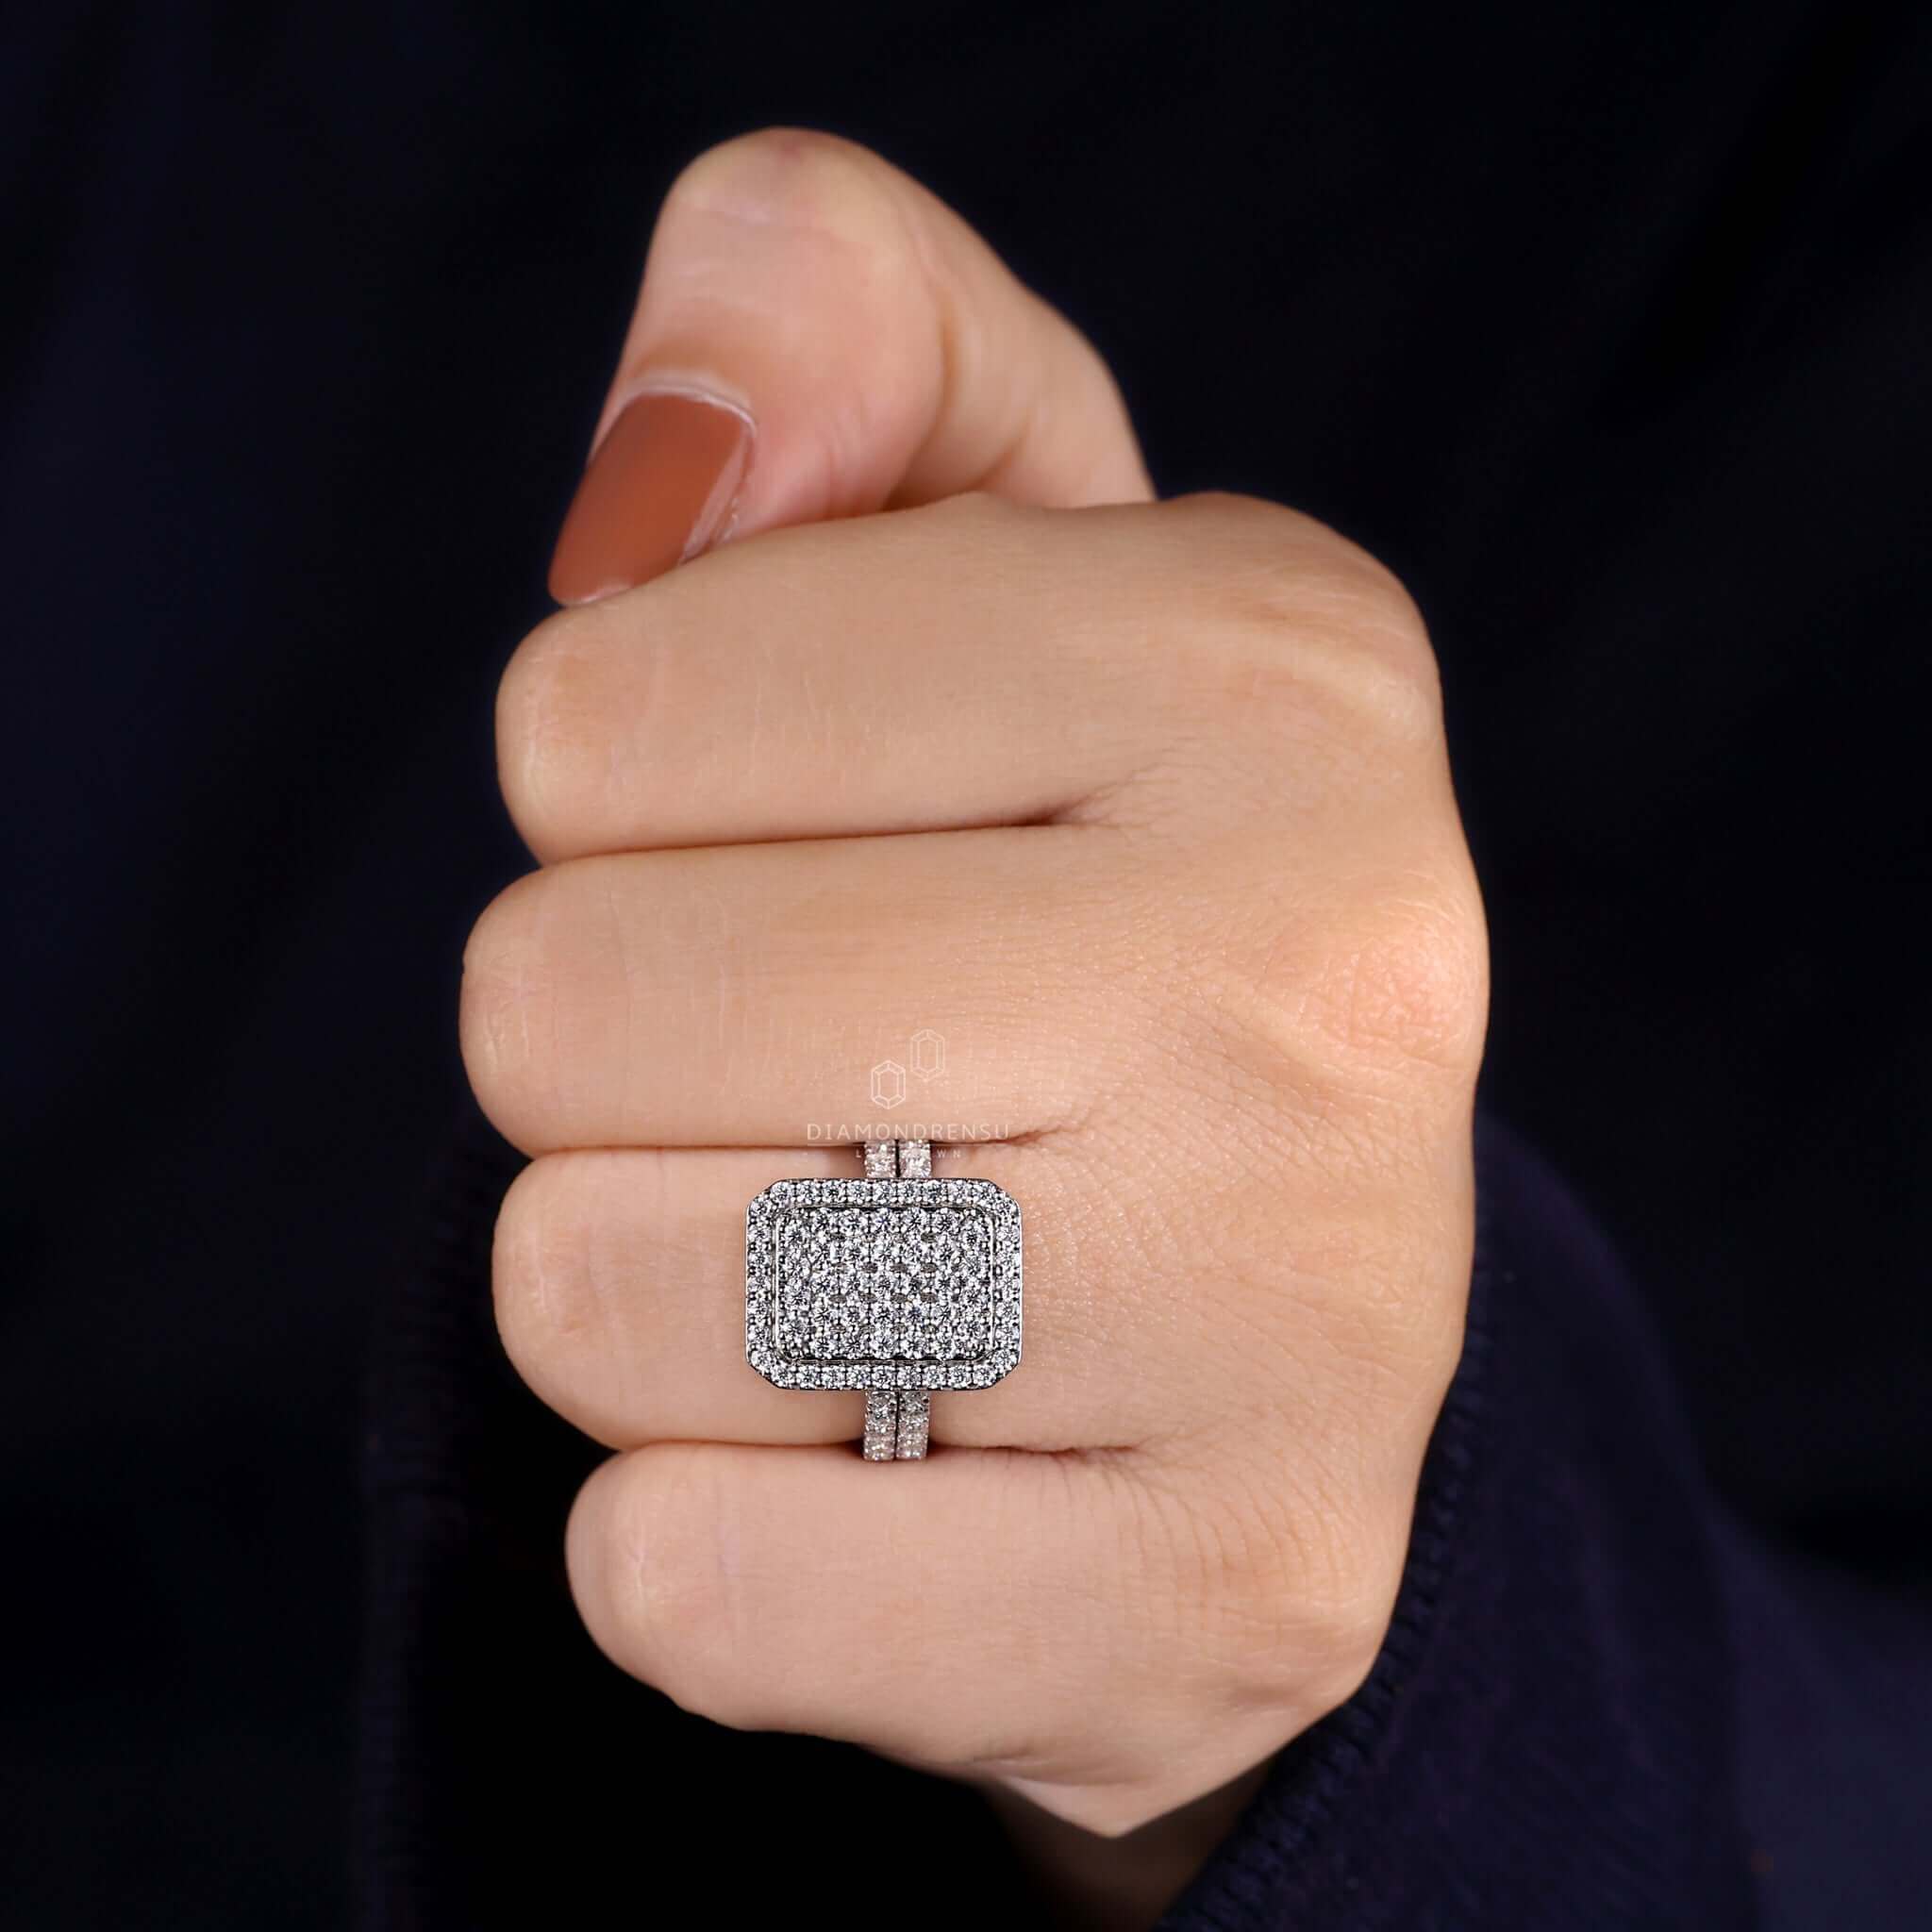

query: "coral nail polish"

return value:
[547, 389, 753, 605]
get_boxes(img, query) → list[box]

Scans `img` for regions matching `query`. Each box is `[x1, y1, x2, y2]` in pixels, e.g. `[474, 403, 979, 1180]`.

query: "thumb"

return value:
[547, 128, 1152, 606]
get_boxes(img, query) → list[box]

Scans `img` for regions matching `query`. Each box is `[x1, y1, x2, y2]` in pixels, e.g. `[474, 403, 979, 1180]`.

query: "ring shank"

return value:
[860, 1139, 933, 1461]
[862, 1390, 899, 1460]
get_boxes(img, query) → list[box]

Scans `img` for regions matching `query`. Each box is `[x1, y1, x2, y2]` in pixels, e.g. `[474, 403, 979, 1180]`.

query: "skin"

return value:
[461, 130, 1488, 1927]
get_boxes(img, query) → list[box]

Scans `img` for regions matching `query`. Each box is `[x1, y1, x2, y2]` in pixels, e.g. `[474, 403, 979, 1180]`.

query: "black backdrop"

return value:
[4, 2, 1927, 1924]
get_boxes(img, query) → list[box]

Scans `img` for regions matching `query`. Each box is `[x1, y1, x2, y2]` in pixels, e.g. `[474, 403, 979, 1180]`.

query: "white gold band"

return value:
[861, 1389, 900, 1461]
[894, 1389, 931, 1459]
[861, 1139, 933, 1461]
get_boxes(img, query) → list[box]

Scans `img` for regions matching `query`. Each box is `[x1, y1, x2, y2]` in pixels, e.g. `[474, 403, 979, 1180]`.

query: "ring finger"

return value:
[493, 1139, 1162, 1454]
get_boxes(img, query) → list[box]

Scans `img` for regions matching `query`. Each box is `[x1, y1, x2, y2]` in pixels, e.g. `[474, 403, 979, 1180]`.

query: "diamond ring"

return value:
[744, 1139, 1024, 1460]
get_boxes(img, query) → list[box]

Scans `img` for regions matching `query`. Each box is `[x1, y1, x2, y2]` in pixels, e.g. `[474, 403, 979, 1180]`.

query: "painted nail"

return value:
[547, 389, 754, 605]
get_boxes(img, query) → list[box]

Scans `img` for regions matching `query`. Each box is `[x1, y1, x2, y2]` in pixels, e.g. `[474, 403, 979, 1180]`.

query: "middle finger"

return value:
[460, 823, 1162, 1158]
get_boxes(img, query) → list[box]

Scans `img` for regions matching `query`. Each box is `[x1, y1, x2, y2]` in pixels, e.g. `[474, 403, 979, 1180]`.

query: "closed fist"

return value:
[461, 130, 1485, 1902]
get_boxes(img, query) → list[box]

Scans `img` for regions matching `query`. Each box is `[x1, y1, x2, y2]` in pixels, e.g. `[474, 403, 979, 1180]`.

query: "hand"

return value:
[462, 131, 1486, 1924]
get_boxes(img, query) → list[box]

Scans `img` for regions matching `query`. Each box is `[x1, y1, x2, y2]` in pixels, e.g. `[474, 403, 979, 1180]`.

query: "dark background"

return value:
[4, 2, 1927, 1924]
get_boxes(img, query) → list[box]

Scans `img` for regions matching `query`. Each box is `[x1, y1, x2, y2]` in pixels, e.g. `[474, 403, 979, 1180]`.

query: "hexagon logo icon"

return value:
[910, 1027, 946, 1082]
[870, 1058, 908, 1109]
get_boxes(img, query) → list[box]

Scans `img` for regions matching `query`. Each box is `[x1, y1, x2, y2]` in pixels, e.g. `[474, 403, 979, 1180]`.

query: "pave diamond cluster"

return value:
[745, 1175, 1023, 1392]
[775, 1205, 992, 1360]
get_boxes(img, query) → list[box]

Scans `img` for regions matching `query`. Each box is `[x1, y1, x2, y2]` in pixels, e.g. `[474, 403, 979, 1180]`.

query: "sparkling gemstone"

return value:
[746, 1175, 1021, 1392]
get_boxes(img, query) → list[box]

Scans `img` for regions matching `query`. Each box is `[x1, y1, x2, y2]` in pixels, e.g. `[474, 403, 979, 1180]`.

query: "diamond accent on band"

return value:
[862, 1390, 898, 1460]
[745, 1176, 1022, 1392]
[895, 1389, 930, 1459]
[862, 1141, 896, 1178]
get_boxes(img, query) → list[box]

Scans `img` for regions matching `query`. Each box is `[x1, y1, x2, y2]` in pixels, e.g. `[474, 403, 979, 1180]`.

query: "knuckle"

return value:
[1164, 492, 1442, 752]
[1186, 1461, 1405, 1732]
[571, 1451, 750, 1722]
[1201, 850, 1488, 1126]
[458, 869, 566, 1149]
[1308, 871, 1489, 1077]
[491, 1156, 607, 1388]
[495, 608, 623, 861]
[1291, 1539, 1405, 1721]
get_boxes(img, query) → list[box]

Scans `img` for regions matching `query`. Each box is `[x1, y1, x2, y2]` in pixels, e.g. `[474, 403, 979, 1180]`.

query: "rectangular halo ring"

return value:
[744, 1159, 1024, 1461]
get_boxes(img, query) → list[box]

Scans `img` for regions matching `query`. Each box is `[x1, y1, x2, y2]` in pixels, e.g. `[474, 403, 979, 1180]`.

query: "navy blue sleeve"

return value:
[1159, 1114, 1932, 1930]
